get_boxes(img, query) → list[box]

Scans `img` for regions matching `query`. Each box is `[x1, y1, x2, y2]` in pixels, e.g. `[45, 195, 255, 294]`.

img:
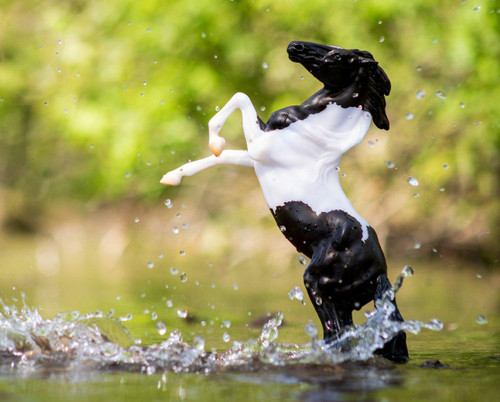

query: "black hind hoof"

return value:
[374, 330, 409, 363]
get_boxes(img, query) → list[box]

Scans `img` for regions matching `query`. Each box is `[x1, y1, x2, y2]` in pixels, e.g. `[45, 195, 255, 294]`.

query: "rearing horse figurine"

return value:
[161, 41, 408, 362]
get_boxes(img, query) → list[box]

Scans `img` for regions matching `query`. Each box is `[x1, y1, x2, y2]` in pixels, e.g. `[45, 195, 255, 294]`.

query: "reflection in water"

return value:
[0, 271, 442, 383]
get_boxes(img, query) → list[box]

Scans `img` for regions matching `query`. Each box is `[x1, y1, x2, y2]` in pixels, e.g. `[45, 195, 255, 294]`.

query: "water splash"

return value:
[0, 270, 441, 375]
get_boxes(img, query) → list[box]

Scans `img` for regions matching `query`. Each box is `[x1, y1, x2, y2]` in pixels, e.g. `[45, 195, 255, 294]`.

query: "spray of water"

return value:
[0, 269, 442, 375]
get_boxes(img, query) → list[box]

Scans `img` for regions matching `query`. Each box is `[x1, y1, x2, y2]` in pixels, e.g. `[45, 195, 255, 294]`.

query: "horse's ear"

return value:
[354, 50, 375, 60]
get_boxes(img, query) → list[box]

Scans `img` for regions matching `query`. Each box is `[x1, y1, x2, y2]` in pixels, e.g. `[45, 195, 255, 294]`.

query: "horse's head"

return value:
[287, 41, 391, 130]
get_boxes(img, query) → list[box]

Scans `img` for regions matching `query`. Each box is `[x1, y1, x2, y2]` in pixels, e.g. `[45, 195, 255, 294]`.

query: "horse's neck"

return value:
[303, 84, 367, 111]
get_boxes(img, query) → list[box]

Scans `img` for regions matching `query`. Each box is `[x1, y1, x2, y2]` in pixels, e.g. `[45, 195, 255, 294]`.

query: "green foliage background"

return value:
[0, 0, 498, 263]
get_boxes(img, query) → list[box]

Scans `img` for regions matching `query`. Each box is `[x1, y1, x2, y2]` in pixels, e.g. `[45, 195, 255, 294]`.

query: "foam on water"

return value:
[0, 270, 442, 376]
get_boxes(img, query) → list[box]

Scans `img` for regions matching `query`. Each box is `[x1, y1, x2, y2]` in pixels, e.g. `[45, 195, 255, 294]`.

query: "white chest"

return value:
[250, 103, 372, 239]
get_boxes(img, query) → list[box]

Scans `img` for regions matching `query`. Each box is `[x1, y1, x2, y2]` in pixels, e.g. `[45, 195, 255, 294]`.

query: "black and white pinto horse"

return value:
[161, 41, 408, 362]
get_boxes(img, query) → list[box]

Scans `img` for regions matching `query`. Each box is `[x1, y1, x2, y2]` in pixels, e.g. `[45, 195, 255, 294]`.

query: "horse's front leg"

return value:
[208, 92, 264, 156]
[160, 150, 254, 186]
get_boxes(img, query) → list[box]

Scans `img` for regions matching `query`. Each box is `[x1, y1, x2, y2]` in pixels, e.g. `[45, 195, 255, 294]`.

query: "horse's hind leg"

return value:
[303, 243, 354, 341]
[304, 269, 353, 340]
[373, 274, 409, 362]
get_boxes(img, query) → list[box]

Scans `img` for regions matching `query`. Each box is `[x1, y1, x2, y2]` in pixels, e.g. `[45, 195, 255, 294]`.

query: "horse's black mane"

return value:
[353, 50, 391, 130]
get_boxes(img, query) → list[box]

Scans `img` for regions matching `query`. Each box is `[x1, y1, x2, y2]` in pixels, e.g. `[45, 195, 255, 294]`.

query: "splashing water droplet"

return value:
[172, 226, 179, 234]
[222, 332, 231, 342]
[280, 225, 286, 232]
[379, 36, 385, 43]
[424, 319, 444, 331]
[147, 261, 154, 269]
[260, 106, 266, 111]
[134, 217, 140, 223]
[179, 272, 187, 283]
[262, 62, 269, 69]
[201, 32, 207, 38]
[215, 105, 220, 111]
[407, 176, 419, 186]
[476, 315, 487, 324]
[156, 321, 167, 335]
[414, 242, 422, 249]
[436, 90, 447, 99]
[151, 312, 158, 320]
[402, 265, 414, 277]
[222, 320, 231, 329]
[393, 266, 414, 292]
[439, 187, 445, 192]
[476, 274, 482, 279]
[406, 113, 414, 120]
[443, 163, 449, 169]
[193, 336, 205, 351]
[367, 140, 375, 147]
[177, 310, 187, 319]
[352, 92, 359, 98]
[385, 160, 395, 169]
[413, 193, 420, 198]
[120, 313, 134, 322]
[473, 6, 481, 12]
[315, 296, 323, 306]
[460, 102, 466, 108]
[164, 199, 172, 208]
[166, 300, 173, 308]
[179, 249, 186, 256]
[288, 286, 304, 302]
[305, 323, 318, 337]
[233, 284, 239, 290]
[299, 256, 307, 265]
[170, 266, 179, 275]
[416, 90, 426, 99]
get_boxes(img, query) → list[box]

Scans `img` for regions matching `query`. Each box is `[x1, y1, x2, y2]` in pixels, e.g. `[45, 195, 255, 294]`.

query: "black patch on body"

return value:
[272, 201, 387, 303]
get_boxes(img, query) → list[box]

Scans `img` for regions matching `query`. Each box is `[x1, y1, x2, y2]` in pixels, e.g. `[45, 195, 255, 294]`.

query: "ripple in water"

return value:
[0, 270, 442, 376]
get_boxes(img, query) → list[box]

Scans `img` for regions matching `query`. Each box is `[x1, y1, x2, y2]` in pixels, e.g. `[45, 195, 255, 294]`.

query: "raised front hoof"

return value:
[160, 171, 182, 186]
[374, 330, 409, 363]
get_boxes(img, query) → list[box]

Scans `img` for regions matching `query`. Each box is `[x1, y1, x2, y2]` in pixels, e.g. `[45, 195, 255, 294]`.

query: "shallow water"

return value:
[0, 224, 498, 401]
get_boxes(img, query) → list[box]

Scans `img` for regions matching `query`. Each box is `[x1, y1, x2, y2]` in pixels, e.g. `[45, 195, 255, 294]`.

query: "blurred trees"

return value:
[0, 0, 498, 263]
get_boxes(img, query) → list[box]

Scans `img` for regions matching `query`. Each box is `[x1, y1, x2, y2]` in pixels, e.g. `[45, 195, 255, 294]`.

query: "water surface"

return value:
[0, 219, 498, 401]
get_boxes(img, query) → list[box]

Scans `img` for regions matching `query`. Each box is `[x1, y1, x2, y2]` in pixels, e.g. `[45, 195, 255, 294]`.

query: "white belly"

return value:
[254, 163, 369, 233]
